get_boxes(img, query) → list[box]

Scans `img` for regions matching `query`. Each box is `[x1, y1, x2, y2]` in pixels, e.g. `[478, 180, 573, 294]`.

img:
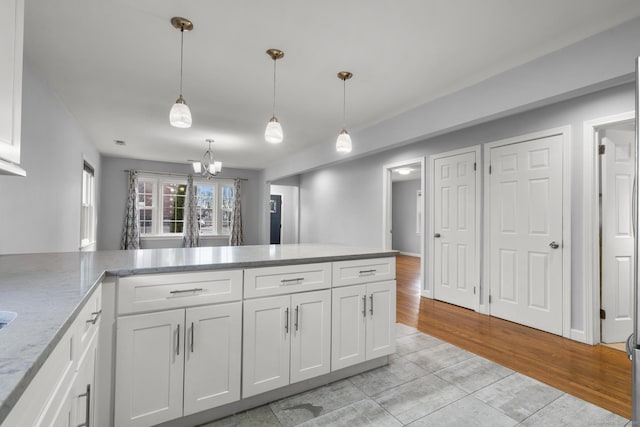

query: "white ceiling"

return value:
[24, 0, 640, 170]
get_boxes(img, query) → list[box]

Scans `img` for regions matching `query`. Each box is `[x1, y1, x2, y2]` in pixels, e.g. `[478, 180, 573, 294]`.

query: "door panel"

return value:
[242, 295, 290, 398]
[184, 302, 241, 415]
[433, 150, 477, 310]
[489, 135, 563, 335]
[331, 285, 366, 370]
[601, 127, 635, 343]
[115, 309, 185, 427]
[290, 290, 331, 383]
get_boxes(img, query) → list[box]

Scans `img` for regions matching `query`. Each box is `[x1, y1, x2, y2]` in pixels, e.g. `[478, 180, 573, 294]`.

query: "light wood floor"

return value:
[395, 254, 632, 419]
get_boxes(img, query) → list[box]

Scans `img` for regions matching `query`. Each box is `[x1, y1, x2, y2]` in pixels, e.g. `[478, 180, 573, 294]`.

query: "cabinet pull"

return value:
[190, 322, 194, 353]
[359, 269, 376, 276]
[295, 306, 299, 331]
[369, 294, 374, 316]
[86, 310, 102, 325]
[169, 288, 203, 295]
[362, 295, 367, 318]
[285, 307, 289, 333]
[77, 384, 91, 427]
[280, 277, 304, 284]
[176, 325, 180, 356]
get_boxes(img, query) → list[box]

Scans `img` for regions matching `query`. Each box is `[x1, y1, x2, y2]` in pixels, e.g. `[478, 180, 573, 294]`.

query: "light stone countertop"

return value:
[0, 243, 397, 423]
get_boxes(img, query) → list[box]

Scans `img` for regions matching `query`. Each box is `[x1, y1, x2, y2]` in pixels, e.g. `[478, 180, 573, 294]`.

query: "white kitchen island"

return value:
[0, 244, 397, 427]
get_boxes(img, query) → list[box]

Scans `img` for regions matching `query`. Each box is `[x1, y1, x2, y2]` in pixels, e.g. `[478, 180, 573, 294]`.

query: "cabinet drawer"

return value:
[332, 257, 396, 287]
[76, 283, 102, 359]
[244, 263, 331, 298]
[118, 269, 242, 315]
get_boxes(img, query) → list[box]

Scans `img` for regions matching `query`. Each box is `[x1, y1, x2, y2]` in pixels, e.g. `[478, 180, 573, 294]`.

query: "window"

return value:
[137, 174, 234, 237]
[80, 161, 96, 248]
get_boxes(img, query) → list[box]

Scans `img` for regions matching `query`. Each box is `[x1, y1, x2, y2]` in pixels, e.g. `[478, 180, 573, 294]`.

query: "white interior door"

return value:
[601, 126, 635, 343]
[489, 135, 563, 335]
[433, 151, 477, 310]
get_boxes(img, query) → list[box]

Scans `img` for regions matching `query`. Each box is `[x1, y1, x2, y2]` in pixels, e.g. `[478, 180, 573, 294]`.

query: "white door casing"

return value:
[600, 127, 635, 343]
[488, 134, 564, 335]
[432, 150, 478, 310]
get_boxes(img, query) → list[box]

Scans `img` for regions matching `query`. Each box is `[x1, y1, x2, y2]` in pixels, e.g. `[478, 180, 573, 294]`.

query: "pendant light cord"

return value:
[272, 59, 277, 117]
[179, 26, 184, 97]
[342, 78, 347, 128]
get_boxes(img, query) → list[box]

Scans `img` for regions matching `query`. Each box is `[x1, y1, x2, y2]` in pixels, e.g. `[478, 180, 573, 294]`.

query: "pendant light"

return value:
[265, 49, 284, 143]
[169, 17, 194, 128]
[336, 71, 353, 153]
[192, 139, 222, 179]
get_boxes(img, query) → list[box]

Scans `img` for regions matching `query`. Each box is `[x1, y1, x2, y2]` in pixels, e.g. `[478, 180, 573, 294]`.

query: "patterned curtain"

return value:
[120, 170, 140, 250]
[182, 174, 200, 248]
[229, 178, 244, 246]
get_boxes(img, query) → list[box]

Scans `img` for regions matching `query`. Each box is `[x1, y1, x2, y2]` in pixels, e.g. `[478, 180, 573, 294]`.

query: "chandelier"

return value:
[192, 139, 222, 179]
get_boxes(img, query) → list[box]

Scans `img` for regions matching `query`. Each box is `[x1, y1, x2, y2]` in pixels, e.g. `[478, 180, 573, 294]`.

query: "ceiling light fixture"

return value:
[336, 71, 353, 153]
[265, 49, 284, 144]
[169, 17, 194, 128]
[192, 139, 222, 179]
[396, 168, 412, 175]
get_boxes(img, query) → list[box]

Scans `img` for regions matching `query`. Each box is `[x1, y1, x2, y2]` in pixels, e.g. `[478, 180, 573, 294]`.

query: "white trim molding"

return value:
[582, 111, 634, 345]
[482, 126, 572, 338]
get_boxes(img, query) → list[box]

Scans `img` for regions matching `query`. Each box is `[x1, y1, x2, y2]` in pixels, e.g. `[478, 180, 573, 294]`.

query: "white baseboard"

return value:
[570, 328, 588, 344]
[399, 251, 421, 257]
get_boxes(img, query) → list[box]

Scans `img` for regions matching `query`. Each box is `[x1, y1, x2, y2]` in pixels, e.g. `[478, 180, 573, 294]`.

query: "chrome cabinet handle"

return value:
[169, 288, 203, 295]
[176, 324, 180, 356]
[77, 384, 90, 427]
[285, 307, 289, 333]
[369, 294, 374, 316]
[362, 295, 367, 318]
[549, 241, 560, 249]
[281, 278, 304, 284]
[434, 233, 441, 238]
[190, 322, 194, 353]
[295, 306, 299, 331]
[359, 270, 376, 276]
[86, 310, 101, 325]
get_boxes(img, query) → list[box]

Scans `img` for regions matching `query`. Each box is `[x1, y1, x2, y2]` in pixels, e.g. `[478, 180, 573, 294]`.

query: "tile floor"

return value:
[202, 324, 630, 426]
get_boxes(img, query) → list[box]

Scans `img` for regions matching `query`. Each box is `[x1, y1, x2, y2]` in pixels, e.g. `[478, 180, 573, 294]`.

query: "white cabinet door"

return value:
[290, 290, 331, 383]
[366, 281, 396, 360]
[0, 0, 23, 167]
[242, 295, 290, 398]
[115, 310, 185, 427]
[331, 285, 367, 370]
[184, 302, 241, 416]
[74, 332, 97, 427]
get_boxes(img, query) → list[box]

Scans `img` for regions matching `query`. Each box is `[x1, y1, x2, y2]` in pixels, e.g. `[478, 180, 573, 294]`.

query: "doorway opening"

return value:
[270, 183, 300, 245]
[382, 158, 426, 295]
[584, 112, 635, 345]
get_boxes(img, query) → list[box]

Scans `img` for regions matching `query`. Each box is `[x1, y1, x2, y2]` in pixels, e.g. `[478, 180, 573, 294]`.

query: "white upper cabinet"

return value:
[0, 0, 25, 175]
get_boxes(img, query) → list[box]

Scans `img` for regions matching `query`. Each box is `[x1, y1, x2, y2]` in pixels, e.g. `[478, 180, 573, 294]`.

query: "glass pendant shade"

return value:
[265, 117, 283, 144]
[336, 129, 352, 153]
[192, 161, 202, 173]
[170, 97, 192, 128]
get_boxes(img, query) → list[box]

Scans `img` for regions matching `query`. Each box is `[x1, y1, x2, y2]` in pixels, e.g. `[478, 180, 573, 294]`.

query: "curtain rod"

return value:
[124, 169, 248, 181]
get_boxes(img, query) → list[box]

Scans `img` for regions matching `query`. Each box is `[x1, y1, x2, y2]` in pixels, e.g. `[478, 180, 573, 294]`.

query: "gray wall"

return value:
[97, 156, 261, 250]
[0, 60, 100, 255]
[299, 82, 635, 335]
[392, 180, 421, 255]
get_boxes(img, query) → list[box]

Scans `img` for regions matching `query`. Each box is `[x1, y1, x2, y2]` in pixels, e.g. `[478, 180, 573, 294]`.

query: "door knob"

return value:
[434, 233, 441, 238]
[549, 241, 560, 249]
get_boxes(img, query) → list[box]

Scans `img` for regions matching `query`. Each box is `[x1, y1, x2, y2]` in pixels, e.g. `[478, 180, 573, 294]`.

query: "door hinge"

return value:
[489, 165, 492, 174]
[600, 309, 606, 319]
[473, 162, 477, 171]
[599, 145, 606, 155]
[488, 294, 492, 304]
[473, 286, 476, 295]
